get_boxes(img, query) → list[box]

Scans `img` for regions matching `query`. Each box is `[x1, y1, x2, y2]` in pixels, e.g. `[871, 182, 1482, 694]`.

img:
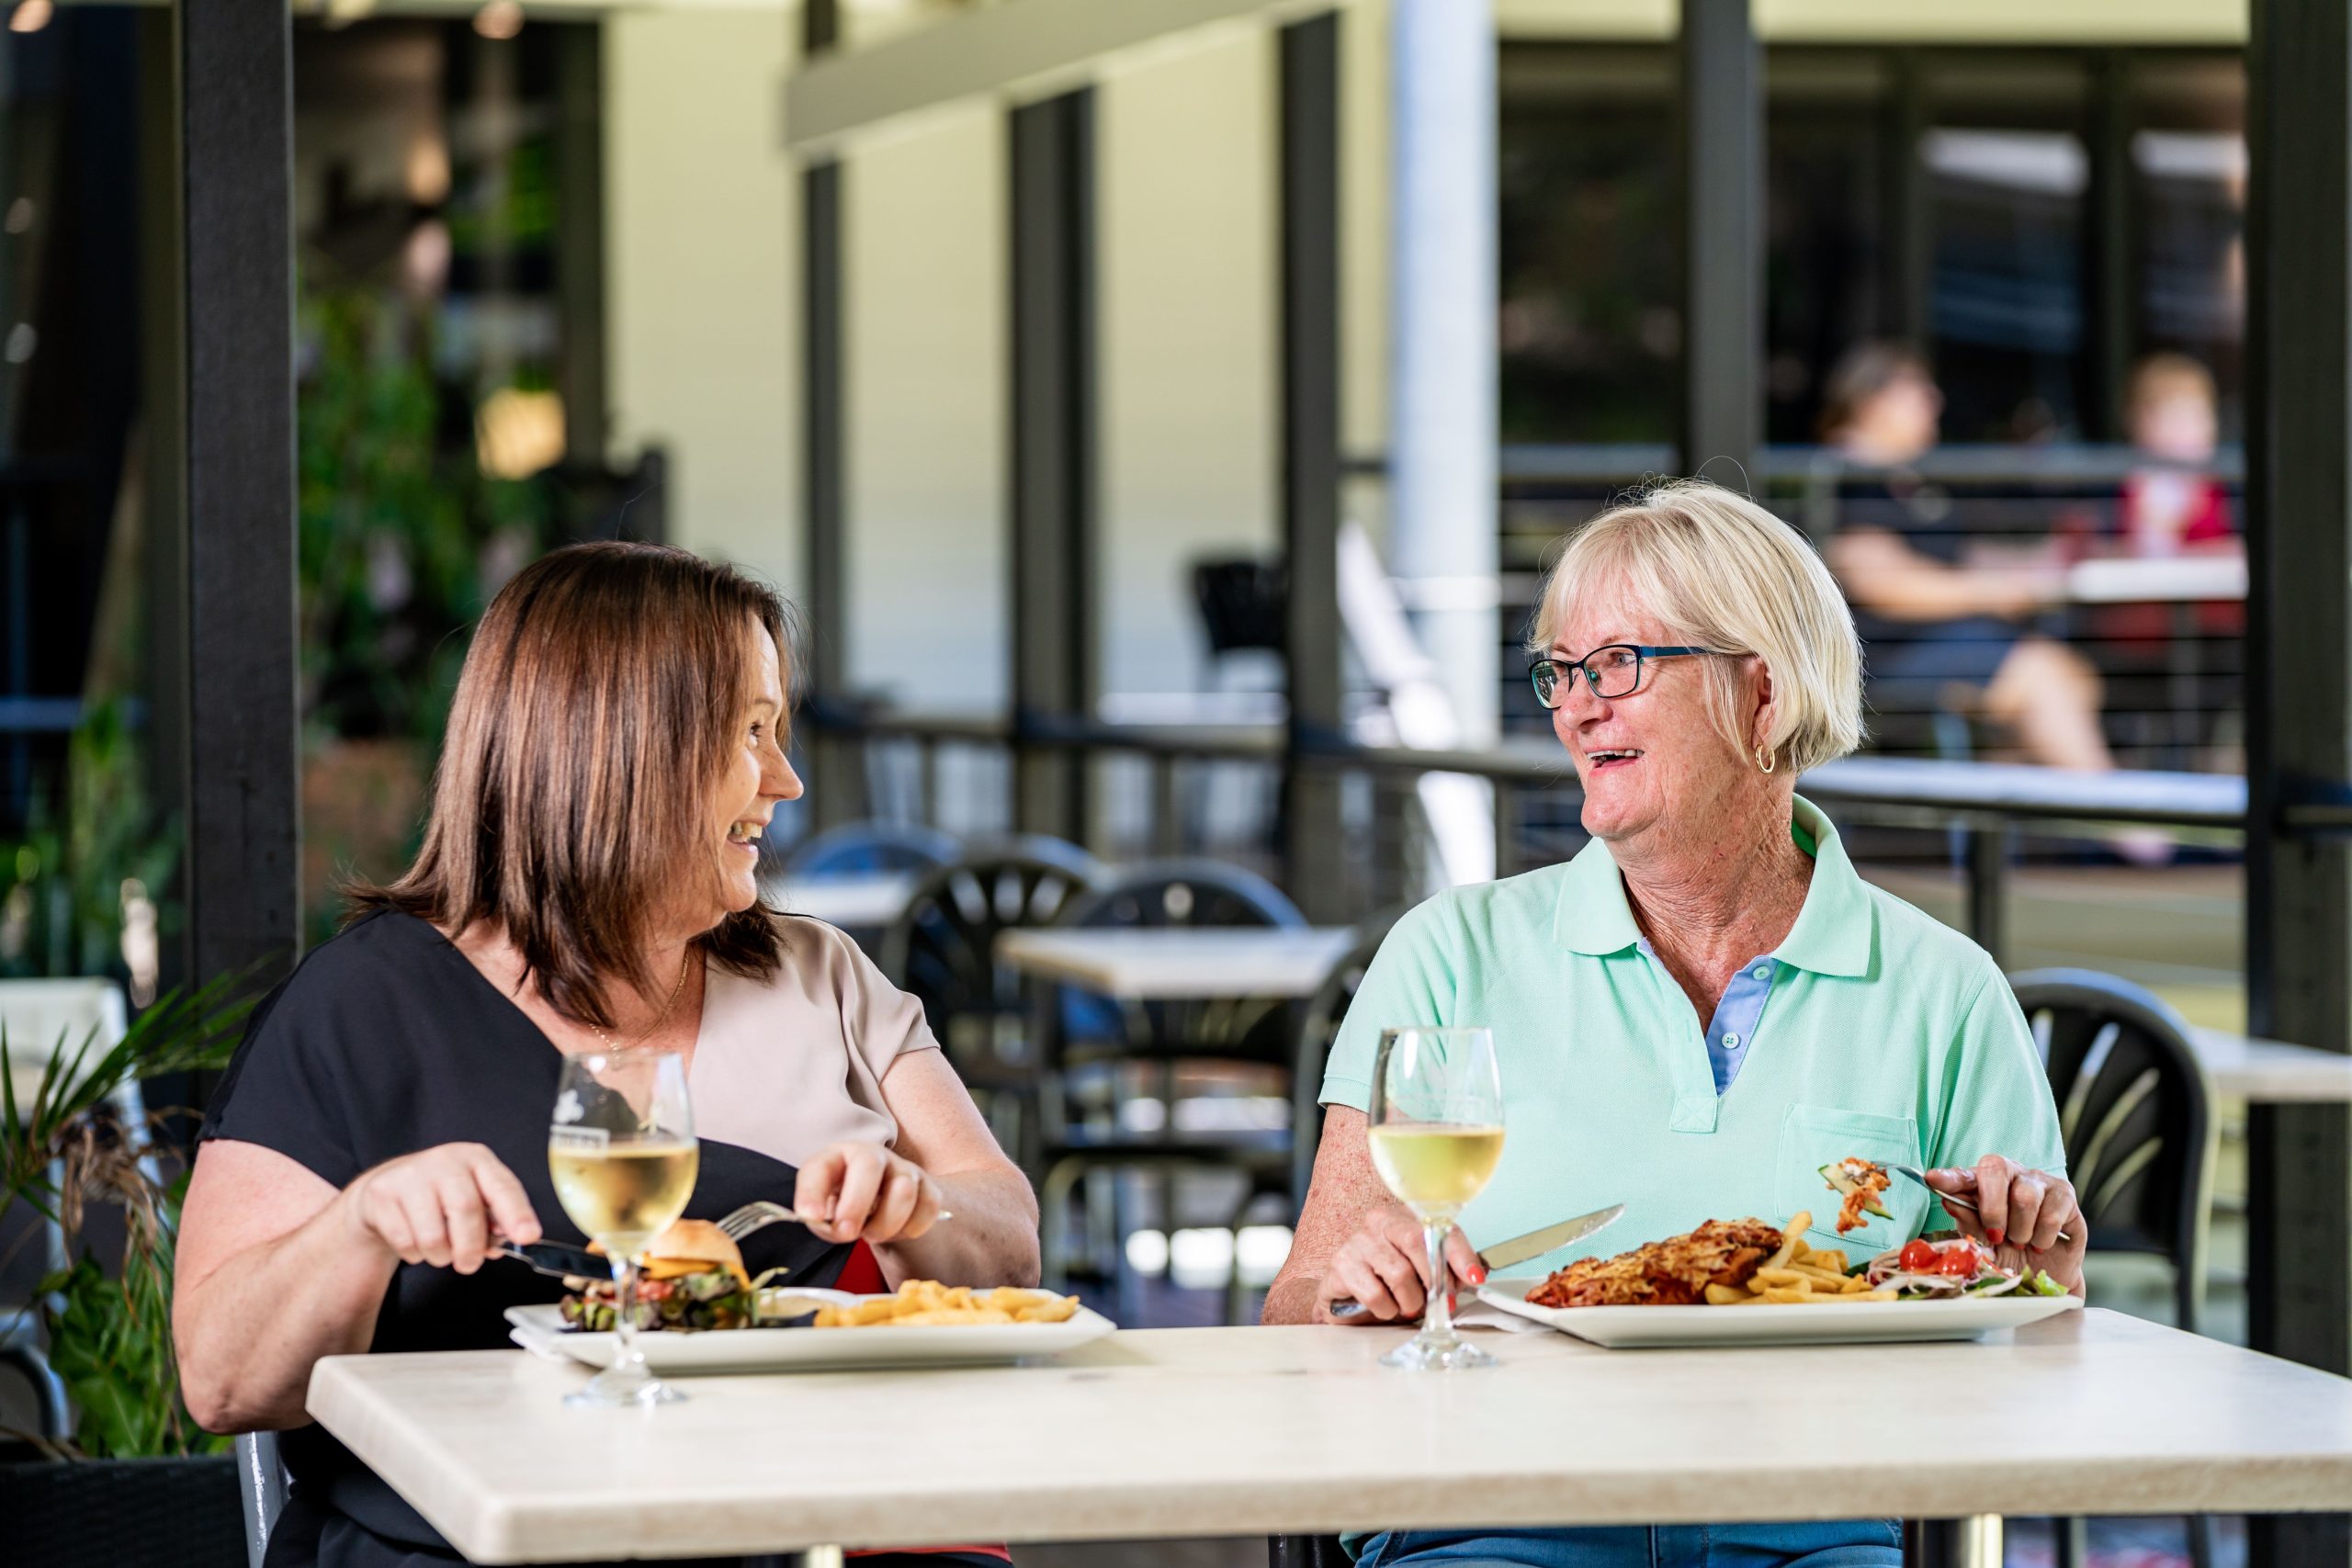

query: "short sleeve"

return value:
[198, 972, 364, 1190]
[1320, 895, 1462, 1112]
[1927, 958, 2069, 1219]
[820, 922, 943, 1081]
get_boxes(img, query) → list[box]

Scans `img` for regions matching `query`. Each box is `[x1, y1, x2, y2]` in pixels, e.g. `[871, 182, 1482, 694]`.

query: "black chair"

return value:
[2010, 967, 2215, 1568]
[1057, 858, 1308, 1064]
[234, 1432, 289, 1568]
[782, 819, 963, 877]
[1286, 917, 1398, 1215]
[1268, 1536, 1351, 1568]
[1035, 862, 1308, 1309]
[876, 837, 1105, 1161]
[1263, 921, 1400, 1568]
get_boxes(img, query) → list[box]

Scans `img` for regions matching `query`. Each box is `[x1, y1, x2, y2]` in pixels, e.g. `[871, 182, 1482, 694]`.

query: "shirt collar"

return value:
[1550, 794, 1876, 978]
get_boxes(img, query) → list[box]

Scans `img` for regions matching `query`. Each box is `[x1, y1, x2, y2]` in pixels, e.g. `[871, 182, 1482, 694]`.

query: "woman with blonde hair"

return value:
[174, 542, 1036, 1568]
[1267, 480, 2078, 1568]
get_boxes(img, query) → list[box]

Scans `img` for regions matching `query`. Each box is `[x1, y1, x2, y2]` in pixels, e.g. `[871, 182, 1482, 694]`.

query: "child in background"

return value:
[2120, 353, 2234, 558]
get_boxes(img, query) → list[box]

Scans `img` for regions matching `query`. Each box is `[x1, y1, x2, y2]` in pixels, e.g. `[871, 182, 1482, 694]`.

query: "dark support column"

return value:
[2245, 5, 2352, 1562]
[554, 23, 607, 472]
[1008, 90, 1096, 842]
[2084, 51, 2135, 444]
[801, 0, 859, 829]
[1679, 0, 1760, 479]
[136, 10, 187, 995]
[176, 2, 299, 990]
[1880, 50, 1930, 348]
[1280, 13, 1346, 922]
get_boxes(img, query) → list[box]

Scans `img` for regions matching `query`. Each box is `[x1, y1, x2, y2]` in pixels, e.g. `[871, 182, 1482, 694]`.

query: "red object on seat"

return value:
[834, 1238, 886, 1294]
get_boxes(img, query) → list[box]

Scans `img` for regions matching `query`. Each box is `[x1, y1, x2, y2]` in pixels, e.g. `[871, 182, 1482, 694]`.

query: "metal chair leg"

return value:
[2188, 1512, 2215, 1568]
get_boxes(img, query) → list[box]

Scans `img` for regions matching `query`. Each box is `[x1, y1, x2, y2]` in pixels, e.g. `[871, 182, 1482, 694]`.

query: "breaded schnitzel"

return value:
[1525, 1217, 1787, 1308]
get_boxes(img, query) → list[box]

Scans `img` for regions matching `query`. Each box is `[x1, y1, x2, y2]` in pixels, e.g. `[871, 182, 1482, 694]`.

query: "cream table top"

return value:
[2066, 554, 2247, 604]
[307, 1313, 2352, 1563]
[995, 926, 1356, 999]
[767, 874, 917, 931]
[2189, 1027, 2352, 1103]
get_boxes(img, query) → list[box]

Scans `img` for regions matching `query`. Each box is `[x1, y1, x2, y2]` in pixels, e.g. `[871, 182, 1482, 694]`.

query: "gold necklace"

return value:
[590, 949, 693, 1055]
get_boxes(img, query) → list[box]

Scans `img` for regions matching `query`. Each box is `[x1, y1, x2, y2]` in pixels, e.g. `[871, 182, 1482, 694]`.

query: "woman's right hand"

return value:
[1316, 1201, 1486, 1325]
[340, 1143, 541, 1275]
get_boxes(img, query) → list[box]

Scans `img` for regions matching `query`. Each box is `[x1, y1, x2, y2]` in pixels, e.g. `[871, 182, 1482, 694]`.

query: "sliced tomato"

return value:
[1898, 1238, 1939, 1273]
[1936, 1240, 1984, 1277]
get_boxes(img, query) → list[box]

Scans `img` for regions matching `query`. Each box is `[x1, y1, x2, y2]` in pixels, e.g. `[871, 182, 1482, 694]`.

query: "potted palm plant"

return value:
[0, 975, 259, 1568]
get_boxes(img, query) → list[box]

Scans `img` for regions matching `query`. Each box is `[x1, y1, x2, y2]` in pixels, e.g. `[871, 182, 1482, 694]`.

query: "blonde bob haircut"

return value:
[1529, 479, 1864, 773]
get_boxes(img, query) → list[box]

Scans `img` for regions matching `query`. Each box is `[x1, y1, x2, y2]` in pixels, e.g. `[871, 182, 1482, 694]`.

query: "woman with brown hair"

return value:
[172, 542, 1037, 1568]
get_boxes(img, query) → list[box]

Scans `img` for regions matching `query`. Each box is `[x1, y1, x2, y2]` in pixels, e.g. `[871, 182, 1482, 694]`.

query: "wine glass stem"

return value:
[611, 1256, 644, 1378]
[1421, 1219, 1456, 1343]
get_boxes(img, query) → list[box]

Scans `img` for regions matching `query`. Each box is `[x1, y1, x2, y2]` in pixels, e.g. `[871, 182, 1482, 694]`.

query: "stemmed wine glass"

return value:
[1365, 1026, 1505, 1371]
[548, 1049, 698, 1407]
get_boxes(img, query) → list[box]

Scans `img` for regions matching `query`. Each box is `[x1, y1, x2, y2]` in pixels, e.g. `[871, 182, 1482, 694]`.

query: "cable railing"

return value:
[802, 705, 2247, 964]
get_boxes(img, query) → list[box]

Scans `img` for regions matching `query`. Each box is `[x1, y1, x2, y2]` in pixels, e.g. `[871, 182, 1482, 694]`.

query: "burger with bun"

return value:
[560, 1217, 756, 1332]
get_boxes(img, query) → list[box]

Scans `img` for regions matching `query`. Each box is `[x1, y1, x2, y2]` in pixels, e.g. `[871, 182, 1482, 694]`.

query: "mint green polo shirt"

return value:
[1321, 795, 2067, 1270]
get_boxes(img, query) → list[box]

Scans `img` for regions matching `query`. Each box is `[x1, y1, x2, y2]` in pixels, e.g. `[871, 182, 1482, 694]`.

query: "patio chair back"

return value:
[876, 835, 1105, 1062]
[781, 819, 963, 877]
[1288, 916, 1399, 1213]
[2009, 968, 2213, 1330]
[1057, 859, 1307, 1063]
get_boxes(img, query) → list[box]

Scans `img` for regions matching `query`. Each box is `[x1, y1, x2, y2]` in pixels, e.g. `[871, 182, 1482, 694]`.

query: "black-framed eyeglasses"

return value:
[1527, 645, 1720, 709]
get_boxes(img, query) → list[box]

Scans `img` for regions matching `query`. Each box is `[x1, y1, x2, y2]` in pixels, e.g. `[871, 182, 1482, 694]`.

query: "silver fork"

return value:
[717, 1198, 955, 1244]
[1889, 1164, 2073, 1245]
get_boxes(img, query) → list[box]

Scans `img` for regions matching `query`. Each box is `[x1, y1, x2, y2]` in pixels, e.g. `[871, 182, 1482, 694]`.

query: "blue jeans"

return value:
[1352, 1520, 1904, 1568]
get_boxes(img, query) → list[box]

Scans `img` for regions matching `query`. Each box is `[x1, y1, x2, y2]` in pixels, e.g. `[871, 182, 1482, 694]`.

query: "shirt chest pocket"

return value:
[1774, 1103, 1928, 1259]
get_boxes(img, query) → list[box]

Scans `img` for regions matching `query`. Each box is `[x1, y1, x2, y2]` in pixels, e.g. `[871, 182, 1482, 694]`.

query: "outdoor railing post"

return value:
[1962, 821, 2008, 969]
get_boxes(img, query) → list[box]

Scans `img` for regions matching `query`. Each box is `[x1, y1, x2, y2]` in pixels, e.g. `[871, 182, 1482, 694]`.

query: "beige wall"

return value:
[605, 9, 801, 600]
[842, 107, 1011, 709]
[1098, 27, 1281, 698]
[1496, 0, 2245, 42]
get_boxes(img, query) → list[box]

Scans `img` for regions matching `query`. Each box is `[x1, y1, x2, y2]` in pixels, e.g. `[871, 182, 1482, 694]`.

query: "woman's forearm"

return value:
[175, 1191, 398, 1432]
[874, 1166, 1041, 1288]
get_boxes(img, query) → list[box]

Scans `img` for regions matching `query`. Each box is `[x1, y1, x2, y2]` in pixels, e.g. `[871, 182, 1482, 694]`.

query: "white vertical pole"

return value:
[1388, 0, 1499, 749]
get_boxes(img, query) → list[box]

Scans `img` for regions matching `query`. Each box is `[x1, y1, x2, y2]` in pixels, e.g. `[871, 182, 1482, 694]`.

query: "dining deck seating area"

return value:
[17, 2, 2352, 1566]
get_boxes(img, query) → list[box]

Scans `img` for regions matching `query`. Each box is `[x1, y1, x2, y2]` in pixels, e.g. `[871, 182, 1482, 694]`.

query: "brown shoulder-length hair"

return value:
[348, 541, 792, 1027]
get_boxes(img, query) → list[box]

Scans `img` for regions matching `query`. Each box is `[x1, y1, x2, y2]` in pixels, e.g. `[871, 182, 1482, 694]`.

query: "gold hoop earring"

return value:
[1756, 744, 1776, 775]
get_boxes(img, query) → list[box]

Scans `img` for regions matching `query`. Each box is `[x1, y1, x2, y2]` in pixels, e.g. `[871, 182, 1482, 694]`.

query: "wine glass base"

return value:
[1380, 1333, 1497, 1371]
[565, 1370, 686, 1408]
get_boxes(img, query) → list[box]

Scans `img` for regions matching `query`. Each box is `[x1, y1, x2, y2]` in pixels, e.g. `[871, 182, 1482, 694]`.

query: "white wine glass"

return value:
[548, 1048, 698, 1407]
[1366, 1026, 1504, 1371]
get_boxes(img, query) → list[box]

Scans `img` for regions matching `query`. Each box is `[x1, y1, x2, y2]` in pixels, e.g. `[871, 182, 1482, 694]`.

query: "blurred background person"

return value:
[1817, 342, 2123, 779]
[2118, 353, 2236, 561]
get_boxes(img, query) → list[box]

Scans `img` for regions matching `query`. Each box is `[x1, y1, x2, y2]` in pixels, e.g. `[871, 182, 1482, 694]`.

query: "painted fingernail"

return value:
[1987, 1229, 2004, 1247]
[1471, 1264, 1488, 1284]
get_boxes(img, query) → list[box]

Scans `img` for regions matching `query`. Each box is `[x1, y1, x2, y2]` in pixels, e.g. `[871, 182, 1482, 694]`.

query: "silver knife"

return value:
[497, 1240, 609, 1280]
[1327, 1202, 1625, 1323]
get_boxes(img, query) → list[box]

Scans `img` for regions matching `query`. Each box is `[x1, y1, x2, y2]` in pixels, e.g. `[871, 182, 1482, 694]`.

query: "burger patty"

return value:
[1526, 1217, 1788, 1308]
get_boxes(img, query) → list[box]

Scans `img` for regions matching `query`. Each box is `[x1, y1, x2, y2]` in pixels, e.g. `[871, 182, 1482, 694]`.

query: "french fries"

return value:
[811, 1279, 1082, 1328]
[1709, 1211, 1894, 1305]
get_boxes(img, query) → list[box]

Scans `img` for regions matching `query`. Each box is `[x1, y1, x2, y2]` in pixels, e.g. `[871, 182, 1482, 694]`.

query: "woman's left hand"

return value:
[1925, 1154, 2087, 1292]
[795, 1142, 944, 1245]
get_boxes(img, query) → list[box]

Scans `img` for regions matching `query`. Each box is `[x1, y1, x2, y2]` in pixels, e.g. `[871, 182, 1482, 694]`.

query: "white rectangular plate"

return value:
[1476, 1277, 2081, 1349]
[504, 1290, 1116, 1374]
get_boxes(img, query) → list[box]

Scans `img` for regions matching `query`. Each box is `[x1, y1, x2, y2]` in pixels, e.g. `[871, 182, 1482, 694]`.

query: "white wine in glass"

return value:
[548, 1049, 697, 1407]
[1367, 1027, 1503, 1371]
